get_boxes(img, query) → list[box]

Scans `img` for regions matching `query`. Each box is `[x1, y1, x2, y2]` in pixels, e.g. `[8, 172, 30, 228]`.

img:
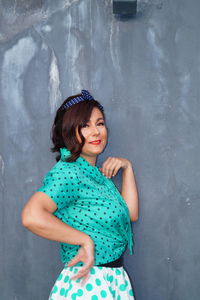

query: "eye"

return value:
[81, 124, 89, 128]
[98, 122, 105, 126]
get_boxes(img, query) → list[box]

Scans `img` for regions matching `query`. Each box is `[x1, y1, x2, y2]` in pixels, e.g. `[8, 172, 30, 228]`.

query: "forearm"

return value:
[22, 209, 92, 246]
[121, 163, 139, 222]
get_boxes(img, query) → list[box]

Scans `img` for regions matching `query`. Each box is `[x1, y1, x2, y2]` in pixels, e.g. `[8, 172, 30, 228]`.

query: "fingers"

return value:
[67, 241, 94, 283]
[69, 259, 94, 282]
[68, 258, 93, 282]
[67, 256, 79, 267]
[100, 158, 120, 178]
[81, 273, 90, 286]
[70, 266, 91, 282]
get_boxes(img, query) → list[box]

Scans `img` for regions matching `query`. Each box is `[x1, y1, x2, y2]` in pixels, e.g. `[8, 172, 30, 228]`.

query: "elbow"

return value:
[21, 209, 31, 228]
[21, 205, 49, 232]
[130, 214, 139, 222]
[21, 206, 37, 229]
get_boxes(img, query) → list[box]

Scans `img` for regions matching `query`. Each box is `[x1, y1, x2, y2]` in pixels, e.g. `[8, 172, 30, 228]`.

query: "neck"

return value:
[80, 154, 97, 166]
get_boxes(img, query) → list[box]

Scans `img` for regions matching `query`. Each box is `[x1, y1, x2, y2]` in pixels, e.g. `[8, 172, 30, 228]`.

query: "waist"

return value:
[96, 254, 123, 268]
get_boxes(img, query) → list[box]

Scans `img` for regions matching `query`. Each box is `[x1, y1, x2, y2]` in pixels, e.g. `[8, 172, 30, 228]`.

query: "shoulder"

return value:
[42, 160, 80, 182]
[37, 160, 79, 209]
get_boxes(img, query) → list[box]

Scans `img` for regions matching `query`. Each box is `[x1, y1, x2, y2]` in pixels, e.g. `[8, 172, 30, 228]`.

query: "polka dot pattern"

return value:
[37, 147, 134, 266]
[95, 278, 101, 286]
[48, 265, 135, 299]
[86, 283, 93, 291]
[100, 290, 107, 297]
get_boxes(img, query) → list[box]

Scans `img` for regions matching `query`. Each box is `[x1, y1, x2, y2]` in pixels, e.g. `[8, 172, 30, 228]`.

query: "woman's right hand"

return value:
[67, 237, 95, 285]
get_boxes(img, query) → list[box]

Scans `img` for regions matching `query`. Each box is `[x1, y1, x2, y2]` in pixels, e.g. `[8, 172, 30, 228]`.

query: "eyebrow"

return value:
[88, 117, 104, 122]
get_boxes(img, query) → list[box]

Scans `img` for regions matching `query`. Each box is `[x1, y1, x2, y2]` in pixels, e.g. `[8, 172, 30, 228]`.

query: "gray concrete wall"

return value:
[1, 0, 200, 299]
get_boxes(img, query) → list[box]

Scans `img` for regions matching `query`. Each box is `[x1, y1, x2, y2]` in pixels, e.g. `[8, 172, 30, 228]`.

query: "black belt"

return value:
[96, 254, 123, 268]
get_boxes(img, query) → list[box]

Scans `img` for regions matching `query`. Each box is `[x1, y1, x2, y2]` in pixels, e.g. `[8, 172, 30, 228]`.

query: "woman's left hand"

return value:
[99, 157, 131, 178]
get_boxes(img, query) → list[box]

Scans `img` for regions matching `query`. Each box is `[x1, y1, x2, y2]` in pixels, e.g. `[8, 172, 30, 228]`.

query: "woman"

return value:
[21, 90, 139, 299]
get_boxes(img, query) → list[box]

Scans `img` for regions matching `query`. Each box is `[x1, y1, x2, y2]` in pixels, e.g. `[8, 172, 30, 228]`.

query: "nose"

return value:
[91, 125, 100, 135]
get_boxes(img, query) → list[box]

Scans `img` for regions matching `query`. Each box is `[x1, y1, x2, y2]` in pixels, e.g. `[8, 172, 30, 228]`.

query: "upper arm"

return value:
[23, 191, 57, 214]
[22, 165, 77, 224]
[21, 191, 57, 226]
[22, 192, 57, 221]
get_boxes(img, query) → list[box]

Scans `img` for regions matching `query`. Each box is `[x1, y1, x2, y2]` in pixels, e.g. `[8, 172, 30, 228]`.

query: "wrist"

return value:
[122, 160, 132, 171]
[81, 235, 94, 248]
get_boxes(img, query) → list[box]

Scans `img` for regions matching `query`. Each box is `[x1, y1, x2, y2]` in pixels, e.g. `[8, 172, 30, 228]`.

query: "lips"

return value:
[89, 140, 101, 144]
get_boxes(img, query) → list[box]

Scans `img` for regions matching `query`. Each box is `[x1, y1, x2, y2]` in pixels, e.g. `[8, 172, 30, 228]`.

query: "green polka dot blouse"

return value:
[37, 147, 134, 266]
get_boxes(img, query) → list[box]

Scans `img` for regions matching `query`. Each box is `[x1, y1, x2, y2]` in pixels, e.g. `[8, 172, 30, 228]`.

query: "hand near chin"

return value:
[99, 156, 131, 178]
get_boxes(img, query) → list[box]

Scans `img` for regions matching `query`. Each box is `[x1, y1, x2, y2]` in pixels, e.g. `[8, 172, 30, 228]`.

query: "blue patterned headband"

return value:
[62, 90, 104, 112]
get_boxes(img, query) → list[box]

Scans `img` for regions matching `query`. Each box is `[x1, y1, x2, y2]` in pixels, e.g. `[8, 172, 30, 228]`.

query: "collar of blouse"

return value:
[59, 147, 106, 184]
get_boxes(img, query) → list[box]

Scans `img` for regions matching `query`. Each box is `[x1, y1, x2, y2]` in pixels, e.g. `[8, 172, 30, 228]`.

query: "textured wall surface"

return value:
[1, 0, 200, 299]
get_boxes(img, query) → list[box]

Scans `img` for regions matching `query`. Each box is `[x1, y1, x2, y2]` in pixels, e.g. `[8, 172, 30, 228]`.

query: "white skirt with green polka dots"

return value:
[48, 265, 135, 300]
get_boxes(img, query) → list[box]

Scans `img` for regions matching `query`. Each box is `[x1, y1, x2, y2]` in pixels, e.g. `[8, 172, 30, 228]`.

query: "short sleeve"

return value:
[37, 167, 76, 210]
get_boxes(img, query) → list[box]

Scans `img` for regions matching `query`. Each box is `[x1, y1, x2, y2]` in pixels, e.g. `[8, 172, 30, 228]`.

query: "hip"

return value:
[48, 257, 135, 299]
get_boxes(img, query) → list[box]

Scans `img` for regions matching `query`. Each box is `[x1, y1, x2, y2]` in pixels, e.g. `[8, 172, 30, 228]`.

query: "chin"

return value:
[90, 149, 104, 156]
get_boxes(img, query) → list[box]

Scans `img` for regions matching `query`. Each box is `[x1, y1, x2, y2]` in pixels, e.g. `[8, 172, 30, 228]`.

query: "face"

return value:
[76, 107, 107, 160]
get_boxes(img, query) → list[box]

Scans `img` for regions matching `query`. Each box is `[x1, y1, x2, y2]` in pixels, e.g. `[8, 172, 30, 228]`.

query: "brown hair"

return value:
[50, 93, 107, 162]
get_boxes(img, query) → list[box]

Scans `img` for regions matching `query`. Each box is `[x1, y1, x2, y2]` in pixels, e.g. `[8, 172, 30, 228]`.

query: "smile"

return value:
[89, 140, 101, 145]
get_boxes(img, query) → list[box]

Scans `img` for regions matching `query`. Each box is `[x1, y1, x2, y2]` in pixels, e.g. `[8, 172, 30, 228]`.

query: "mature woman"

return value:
[21, 90, 139, 299]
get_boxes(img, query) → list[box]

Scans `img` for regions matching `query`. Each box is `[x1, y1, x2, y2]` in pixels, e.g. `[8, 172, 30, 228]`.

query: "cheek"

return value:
[102, 128, 107, 138]
[80, 128, 90, 141]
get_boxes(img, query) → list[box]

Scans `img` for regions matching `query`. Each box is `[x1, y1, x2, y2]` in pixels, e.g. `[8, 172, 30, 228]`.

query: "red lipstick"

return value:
[89, 140, 101, 145]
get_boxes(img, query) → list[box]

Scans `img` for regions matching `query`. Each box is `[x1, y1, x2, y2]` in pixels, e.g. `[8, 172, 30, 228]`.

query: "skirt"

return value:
[48, 263, 135, 300]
